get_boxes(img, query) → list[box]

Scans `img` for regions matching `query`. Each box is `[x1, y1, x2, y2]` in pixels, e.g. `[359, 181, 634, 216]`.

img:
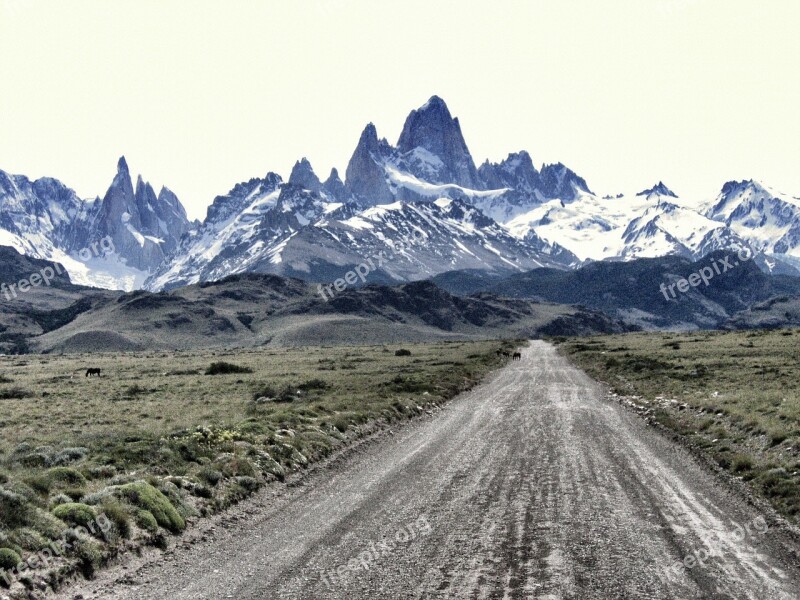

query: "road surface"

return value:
[58, 341, 800, 599]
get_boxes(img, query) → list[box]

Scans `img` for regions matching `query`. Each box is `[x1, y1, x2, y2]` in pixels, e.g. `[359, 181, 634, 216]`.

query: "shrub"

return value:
[52, 503, 97, 528]
[275, 385, 297, 403]
[0, 387, 31, 400]
[0, 489, 29, 527]
[198, 467, 223, 487]
[0, 548, 21, 570]
[134, 509, 159, 533]
[51, 447, 89, 466]
[731, 455, 754, 474]
[122, 384, 147, 399]
[251, 384, 277, 401]
[298, 378, 329, 391]
[26, 466, 87, 495]
[117, 482, 185, 533]
[100, 499, 132, 540]
[8, 527, 48, 552]
[205, 362, 252, 375]
[71, 536, 102, 577]
[395, 349, 412, 356]
[235, 476, 260, 492]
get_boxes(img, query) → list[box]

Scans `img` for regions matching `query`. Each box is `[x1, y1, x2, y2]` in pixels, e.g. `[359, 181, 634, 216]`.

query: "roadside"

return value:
[554, 329, 800, 528]
[50, 341, 800, 599]
[0, 340, 518, 598]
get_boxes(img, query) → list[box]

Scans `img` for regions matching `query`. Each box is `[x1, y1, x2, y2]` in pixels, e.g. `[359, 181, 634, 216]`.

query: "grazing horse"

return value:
[85, 368, 101, 377]
[512, 352, 521, 361]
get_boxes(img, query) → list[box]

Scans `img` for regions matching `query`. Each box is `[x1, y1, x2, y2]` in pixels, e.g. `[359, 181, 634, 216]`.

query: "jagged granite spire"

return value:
[396, 95, 481, 188]
[323, 168, 347, 202]
[288, 158, 322, 193]
[344, 123, 394, 204]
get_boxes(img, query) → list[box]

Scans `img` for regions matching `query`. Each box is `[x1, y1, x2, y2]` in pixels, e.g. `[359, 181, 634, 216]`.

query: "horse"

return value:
[85, 368, 101, 377]
[512, 352, 521, 361]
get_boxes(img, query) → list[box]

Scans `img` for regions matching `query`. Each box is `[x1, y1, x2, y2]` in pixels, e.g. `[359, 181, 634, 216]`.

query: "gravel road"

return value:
[58, 341, 800, 599]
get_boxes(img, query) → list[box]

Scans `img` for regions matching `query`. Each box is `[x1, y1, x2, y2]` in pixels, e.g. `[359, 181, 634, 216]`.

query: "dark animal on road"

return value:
[85, 368, 101, 377]
[512, 352, 521, 361]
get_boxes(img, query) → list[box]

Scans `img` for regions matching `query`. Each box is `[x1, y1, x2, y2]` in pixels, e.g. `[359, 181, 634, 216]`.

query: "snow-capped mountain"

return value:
[3, 95, 800, 292]
[504, 182, 753, 263]
[0, 157, 195, 290]
[705, 180, 800, 261]
[145, 157, 575, 291]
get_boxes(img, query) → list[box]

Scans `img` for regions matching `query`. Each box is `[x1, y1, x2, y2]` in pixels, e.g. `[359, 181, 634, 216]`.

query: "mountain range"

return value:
[3, 95, 800, 294]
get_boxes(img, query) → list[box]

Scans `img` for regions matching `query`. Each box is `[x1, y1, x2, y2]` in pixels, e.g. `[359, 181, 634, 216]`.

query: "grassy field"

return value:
[0, 340, 516, 591]
[555, 329, 800, 523]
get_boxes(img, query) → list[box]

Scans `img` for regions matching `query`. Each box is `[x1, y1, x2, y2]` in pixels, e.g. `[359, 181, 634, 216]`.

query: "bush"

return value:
[0, 548, 21, 570]
[71, 536, 102, 577]
[395, 349, 412, 356]
[298, 378, 329, 391]
[100, 499, 132, 540]
[51, 447, 89, 466]
[0, 387, 32, 400]
[117, 482, 185, 533]
[52, 503, 97, 528]
[198, 467, 223, 487]
[134, 509, 159, 534]
[235, 476, 260, 492]
[26, 466, 87, 495]
[7, 527, 48, 552]
[205, 362, 253, 375]
[0, 489, 29, 527]
[731, 455, 754, 473]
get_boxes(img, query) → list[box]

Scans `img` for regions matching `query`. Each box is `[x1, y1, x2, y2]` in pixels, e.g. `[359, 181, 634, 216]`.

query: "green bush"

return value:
[100, 499, 132, 540]
[205, 362, 253, 375]
[72, 536, 102, 577]
[52, 503, 97, 528]
[26, 467, 87, 494]
[0, 547, 21, 570]
[7, 527, 48, 552]
[117, 482, 185, 533]
[0, 387, 31, 400]
[134, 509, 159, 533]
[298, 378, 329, 391]
[0, 489, 29, 527]
[198, 467, 223, 487]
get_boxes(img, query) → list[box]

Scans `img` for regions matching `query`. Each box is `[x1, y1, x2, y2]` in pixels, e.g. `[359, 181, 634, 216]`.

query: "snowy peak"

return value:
[538, 163, 592, 200]
[345, 123, 394, 204]
[116, 155, 130, 175]
[704, 179, 800, 259]
[479, 151, 540, 194]
[288, 158, 322, 193]
[396, 96, 481, 189]
[322, 168, 347, 202]
[637, 181, 678, 198]
[204, 173, 283, 227]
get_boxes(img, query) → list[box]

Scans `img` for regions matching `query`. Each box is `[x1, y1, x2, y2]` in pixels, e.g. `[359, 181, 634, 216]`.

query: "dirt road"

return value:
[58, 341, 800, 599]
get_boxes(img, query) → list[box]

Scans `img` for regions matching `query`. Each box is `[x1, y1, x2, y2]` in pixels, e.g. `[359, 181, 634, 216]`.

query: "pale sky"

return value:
[1, 0, 798, 220]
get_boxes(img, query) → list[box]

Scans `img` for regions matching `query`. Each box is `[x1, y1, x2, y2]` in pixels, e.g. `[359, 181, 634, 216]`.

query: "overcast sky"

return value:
[1, 0, 798, 220]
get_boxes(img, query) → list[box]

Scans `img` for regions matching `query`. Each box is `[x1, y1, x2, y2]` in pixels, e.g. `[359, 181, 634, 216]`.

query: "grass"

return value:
[0, 340, 516, 590]
[554, 329, 800, 523]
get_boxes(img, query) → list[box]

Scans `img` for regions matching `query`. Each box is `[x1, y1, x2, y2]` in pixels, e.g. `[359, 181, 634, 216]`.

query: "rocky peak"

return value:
[288, 157, 322, 193]
[637, 181, 678, 198]
[116, 155, 130, 175]
[538, 163, 592, 201]
[479, 151, 541, 193]
[345, 123, 394, 205]
[396, 96, 481, 188]
[323, 168, 347, 202]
